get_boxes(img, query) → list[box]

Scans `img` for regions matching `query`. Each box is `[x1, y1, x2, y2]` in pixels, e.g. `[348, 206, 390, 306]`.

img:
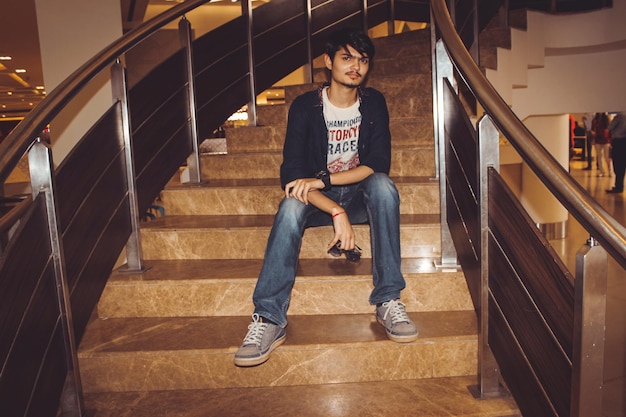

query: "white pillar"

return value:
[34, 0, 122, 163]
[519, 114, 570, 238]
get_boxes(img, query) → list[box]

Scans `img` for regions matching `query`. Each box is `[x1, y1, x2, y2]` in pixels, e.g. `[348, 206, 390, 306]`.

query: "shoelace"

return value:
[242, 313, 269, 346]
[382, 300, 410, 324]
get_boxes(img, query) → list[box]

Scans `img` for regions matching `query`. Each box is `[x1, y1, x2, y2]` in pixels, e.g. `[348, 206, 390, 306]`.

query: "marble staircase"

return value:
[77, 30, 520, 416]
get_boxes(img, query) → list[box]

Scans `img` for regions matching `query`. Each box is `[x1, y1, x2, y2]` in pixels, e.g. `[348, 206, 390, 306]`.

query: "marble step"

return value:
[224, 116, 433, 153]
[83, 375, 520, 417]
[159, 177, 439, 216]
[78, 311, 478, 392]
[98, 258, 471, 318]
[199, 148, 435, 180]
[372, 29, 432, 59]
[370, 51, 432, 78]
[140, 213, 441, 260]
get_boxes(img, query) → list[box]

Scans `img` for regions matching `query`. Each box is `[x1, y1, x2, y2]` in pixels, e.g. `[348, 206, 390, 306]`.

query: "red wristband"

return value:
[332, 211, 345, 218]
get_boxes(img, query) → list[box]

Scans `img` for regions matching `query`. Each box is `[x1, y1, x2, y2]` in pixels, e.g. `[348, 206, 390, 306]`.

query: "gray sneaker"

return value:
[376, 299, 418, 343]
[234, 313, 286, 367]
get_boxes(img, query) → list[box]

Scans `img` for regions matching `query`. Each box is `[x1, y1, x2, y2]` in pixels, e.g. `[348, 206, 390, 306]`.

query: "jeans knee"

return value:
[275, 197, 308, 227]
[363, 173, 399, 206]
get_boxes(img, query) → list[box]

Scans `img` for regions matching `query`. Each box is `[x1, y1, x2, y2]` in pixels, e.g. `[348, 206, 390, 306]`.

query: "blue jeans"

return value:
[252, 173, 406, 328]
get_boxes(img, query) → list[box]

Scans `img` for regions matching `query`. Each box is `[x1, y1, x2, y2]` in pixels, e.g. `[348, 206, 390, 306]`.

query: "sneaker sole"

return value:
[233, 334, 286, 367]
[376, 317, 419, 343]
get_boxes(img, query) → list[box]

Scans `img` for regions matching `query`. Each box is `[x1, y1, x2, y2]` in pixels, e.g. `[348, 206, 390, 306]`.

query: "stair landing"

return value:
[83, 375, 520, 417]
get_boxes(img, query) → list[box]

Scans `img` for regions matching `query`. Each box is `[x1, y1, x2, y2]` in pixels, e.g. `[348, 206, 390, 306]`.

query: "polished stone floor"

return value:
[561, 158, 625, 417]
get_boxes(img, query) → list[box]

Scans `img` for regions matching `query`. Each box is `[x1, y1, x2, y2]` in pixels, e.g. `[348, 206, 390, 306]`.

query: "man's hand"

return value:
[285, 178, 324, 204]
[328, 210, 356, 251]
[285, 176, 356, 250]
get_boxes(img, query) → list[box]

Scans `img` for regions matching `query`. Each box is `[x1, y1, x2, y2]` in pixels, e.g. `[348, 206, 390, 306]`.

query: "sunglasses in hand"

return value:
[327, 241, 362, 262]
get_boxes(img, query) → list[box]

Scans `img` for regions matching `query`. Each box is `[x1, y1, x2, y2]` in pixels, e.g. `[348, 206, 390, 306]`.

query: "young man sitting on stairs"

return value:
[234, 27, 418, 367]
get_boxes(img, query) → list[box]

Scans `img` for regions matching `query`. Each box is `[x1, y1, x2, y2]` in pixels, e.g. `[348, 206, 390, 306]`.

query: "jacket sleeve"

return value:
[359, 89, 392, 174]
[279, 95, 314, 189]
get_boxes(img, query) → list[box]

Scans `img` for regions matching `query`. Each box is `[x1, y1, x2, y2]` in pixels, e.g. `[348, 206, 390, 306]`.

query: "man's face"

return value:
[325, 45, 370, 89]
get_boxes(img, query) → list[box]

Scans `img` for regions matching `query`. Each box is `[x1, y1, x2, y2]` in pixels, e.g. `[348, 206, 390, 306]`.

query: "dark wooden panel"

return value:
[256, 41, 309, 93]
[488, 169, 575, 358]
[446, 180, 481, 309]
[477, 0, 503, 31]
[490, 237, 572, 417]
[509, 0, 611, 12]
[395, 0, 431, 23]
[0, 196, 51, 365]
[447, 139, 479, 247]
[192, 17, 247, 75]
[62, 153, 128, 288]
[0, 260, 60, 417]
[136, 127, 192, 214]
[366, 0, 391, 28]
[254, 15, 308, 67]
[128, 50, 187, 132]
[311, 0, 362, 34]
[443, 80, 478, 196]
[27, 328, 66, 417]
[489, 297, 559, 417]
[132, 88, 190, 176]
[194, 47, 250, 108]
[253, 0, 304, 36]
[71, 200, 132, 340]
[55, 106, 124, 231]
[196, 78, 250, 141]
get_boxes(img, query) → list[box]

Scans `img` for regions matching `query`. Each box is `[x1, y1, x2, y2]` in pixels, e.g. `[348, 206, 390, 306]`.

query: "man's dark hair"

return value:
[325, 27, 375, 61]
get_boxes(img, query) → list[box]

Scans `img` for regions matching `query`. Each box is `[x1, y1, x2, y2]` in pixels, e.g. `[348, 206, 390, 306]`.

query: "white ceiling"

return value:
[0, 0, 45, 119]
[0, 0, 245, 120]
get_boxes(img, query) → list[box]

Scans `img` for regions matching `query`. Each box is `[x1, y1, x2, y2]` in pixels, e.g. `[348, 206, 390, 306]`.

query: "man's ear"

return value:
[324, 54, 332, 70]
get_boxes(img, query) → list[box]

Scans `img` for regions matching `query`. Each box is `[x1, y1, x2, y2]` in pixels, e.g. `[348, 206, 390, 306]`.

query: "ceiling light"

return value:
[7, 92, 12, 96]
[36, 86, 45, 90]
[15, 69, 26, 73]
[0, 56, 11, 61]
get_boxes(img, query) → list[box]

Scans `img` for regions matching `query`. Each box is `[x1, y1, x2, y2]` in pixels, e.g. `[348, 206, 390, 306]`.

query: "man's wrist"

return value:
[315, 170, 331, 191]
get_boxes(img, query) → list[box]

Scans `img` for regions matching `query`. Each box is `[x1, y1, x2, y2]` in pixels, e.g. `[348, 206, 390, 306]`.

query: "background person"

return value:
[607, 111, 626, 193]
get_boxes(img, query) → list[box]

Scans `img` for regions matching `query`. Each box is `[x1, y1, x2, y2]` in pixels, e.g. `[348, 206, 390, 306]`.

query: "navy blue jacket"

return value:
[279, 83, 392, 189]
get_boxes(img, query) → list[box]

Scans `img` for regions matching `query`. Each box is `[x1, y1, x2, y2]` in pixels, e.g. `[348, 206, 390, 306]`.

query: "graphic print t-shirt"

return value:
[322, 87, 361, 174]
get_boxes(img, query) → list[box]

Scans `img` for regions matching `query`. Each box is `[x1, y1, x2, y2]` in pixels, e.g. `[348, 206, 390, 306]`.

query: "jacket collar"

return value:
[315, 82, 368, 107]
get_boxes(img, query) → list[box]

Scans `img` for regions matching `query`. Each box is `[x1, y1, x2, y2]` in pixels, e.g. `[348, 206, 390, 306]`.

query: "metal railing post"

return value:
[243, 0, 257, 126]
[362, 0, 369, 34]
[388, 0, 395, 35]
[111, 60, 146, 272]
[179, 16, 202, 184]
[470, 0, 479, 64]
[430, 10, 439, 181]
[28, 139, 85, 417]
[305, 0, 313, 84]
[571, 237, 607, 416]
[434, 38, 459, 268]
[474, 114, 504, 398]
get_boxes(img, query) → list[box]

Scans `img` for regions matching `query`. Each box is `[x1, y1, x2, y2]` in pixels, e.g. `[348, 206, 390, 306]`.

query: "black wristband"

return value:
[315, 170, 331, 191]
